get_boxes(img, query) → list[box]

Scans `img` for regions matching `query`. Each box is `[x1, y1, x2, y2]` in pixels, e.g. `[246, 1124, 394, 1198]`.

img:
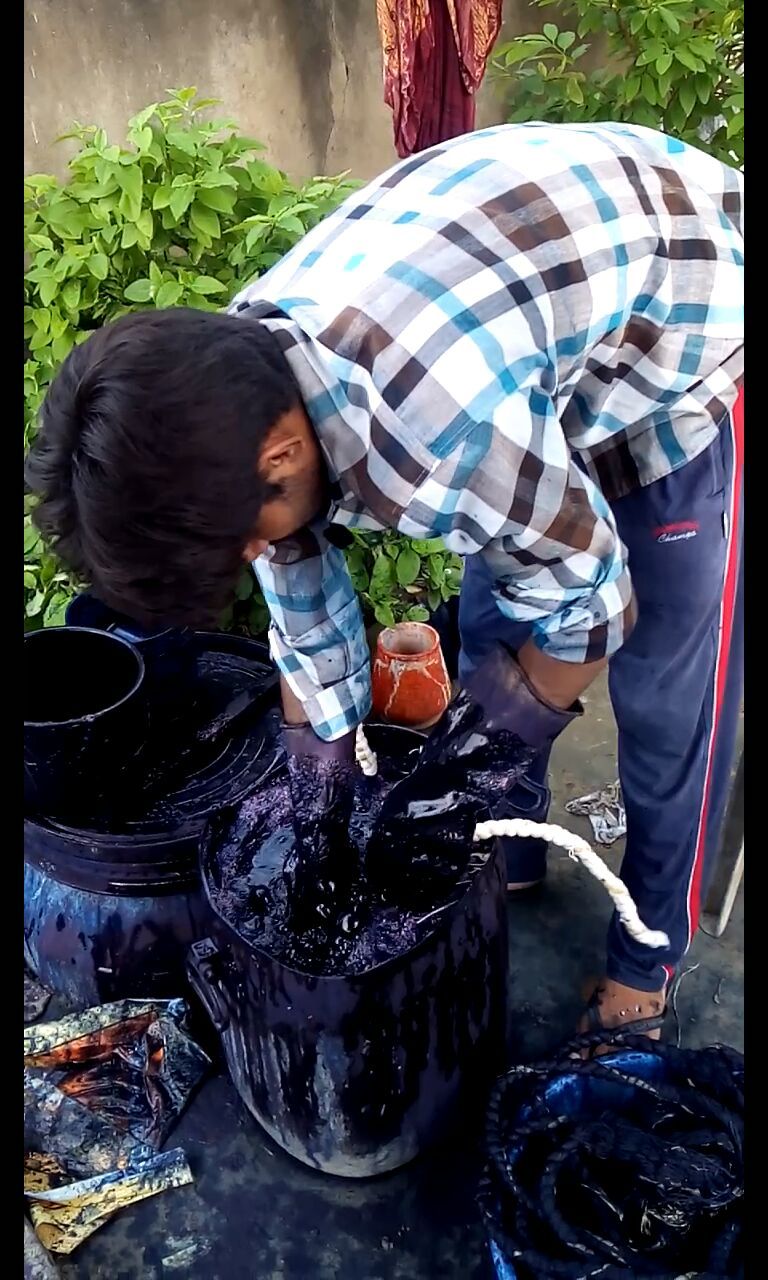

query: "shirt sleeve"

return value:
[252, 521, 372, 741]
[416, 388, 635, 664]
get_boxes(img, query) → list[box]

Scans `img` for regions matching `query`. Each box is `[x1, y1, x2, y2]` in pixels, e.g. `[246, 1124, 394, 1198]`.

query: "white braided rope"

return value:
[355, 726, 668, 952]
[355, 724, 378, 777]
[473, 819, 669, 950]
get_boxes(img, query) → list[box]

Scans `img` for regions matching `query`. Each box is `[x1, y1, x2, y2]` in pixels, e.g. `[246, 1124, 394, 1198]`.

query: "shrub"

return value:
[23, 88, 355, 631]
[24, 88, 462, 634]
[491, 0, 743, 168]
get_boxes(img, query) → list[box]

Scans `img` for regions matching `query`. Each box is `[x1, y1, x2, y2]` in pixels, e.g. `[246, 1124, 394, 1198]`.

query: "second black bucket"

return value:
[189, 724, 509, 1178]
[24, 626, 147, 821]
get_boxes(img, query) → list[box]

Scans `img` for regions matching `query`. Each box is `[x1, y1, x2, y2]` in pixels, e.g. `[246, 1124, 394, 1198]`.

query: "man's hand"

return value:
[281, 713, 358, 925]
[365, 643, 584, 902]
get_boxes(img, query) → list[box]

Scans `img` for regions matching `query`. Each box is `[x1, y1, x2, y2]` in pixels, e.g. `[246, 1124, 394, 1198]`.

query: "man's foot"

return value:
[577, 978, 667, 1057]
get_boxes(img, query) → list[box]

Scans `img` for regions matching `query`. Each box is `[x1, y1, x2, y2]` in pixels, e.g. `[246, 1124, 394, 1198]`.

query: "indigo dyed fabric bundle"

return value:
[479, 1031, 743, 1279]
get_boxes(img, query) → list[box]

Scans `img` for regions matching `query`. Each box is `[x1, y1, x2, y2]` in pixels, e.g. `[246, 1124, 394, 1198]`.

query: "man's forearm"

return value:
[517, 640, 607, 711]
[280, 675, 309, 726]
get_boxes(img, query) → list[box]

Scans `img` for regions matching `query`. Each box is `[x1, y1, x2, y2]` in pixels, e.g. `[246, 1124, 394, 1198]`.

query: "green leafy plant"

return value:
[345, 531, 463, 628]
[492, 0, 743, 167]
[23, 88, 356, 631]
[24, 88, 463, 634]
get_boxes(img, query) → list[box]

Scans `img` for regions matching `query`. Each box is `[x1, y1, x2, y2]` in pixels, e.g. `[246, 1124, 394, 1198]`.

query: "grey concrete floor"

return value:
[56, 675, 743, 1280]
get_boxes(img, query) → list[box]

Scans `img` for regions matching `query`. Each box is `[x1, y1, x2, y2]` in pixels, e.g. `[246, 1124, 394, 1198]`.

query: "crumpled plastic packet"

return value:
[565, 780, 627, 846]
[26, 1148, 193, 1256]
[24, 998, 208, 1254]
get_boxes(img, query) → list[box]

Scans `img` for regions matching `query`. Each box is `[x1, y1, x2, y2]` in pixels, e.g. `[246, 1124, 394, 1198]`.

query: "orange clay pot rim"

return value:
[377, 622, 441, 659]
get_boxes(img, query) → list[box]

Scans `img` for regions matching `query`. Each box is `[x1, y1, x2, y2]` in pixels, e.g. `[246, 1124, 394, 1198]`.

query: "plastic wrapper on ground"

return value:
[24, 998, 207, 1253]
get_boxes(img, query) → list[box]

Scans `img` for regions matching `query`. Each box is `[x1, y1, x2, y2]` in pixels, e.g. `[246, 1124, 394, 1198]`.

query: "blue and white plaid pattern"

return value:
[232, 123, 744, 740]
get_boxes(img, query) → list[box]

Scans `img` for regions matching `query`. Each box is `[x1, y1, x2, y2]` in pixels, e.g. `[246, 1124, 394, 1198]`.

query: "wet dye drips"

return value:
[207, 740, 491, 978]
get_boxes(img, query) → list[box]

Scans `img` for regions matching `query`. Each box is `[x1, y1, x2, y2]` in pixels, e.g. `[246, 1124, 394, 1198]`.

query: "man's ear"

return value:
[258, 433, 305, 480]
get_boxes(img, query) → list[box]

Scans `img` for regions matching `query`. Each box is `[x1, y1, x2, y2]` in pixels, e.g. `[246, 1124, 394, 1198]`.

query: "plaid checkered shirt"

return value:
[230, 122, 744, 741]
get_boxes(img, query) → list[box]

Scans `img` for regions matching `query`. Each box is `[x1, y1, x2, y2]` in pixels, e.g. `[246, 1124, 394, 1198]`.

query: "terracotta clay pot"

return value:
[371, 622, 452, 728]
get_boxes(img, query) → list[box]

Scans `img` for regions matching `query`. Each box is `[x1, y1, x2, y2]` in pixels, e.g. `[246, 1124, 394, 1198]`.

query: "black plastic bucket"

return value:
[23, 637, 281, 1008]
[65, 592, 198, 713]
[190, 724, 509, 1178]
[24, 626, 147, 820]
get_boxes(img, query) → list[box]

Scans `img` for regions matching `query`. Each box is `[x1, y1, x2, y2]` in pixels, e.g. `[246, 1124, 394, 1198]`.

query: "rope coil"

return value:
[356, 727, 669, 951]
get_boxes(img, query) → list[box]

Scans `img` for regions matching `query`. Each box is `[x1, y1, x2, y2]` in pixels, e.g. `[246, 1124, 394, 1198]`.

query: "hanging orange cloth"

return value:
[376, 0, 503, 157]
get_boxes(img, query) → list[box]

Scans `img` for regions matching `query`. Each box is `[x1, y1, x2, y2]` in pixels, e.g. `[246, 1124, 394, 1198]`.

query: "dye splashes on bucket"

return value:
[193, 724, 509, 1176]
[205, 723, 489, 976]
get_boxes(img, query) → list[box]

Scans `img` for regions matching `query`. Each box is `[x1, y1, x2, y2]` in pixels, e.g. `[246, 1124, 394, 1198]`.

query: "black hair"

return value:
[25, 308, 300, 627]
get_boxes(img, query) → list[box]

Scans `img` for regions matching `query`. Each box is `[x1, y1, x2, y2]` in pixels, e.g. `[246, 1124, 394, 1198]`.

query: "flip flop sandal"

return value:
[577, 982, 667, 1059]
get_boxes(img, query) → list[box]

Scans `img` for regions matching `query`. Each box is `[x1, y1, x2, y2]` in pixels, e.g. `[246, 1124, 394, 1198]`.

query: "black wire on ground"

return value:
[477, 1028, 743, 1279]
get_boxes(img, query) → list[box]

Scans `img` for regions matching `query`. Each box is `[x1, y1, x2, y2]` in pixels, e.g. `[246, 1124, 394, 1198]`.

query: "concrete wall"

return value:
[25, 0, 537, 182]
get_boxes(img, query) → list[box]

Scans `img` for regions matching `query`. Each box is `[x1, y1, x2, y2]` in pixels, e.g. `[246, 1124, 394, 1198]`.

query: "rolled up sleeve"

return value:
[253, 521, 371, 740]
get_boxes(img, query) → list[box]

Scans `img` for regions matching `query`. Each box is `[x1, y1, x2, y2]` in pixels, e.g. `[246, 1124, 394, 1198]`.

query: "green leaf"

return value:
[136, 208, 154, 241]
[169, 187, 194, 221]
[557, 31, 575, 51]
[245, 224, 269, 253]
[374, 602, 396, 627]
[124, 278, 153, 302]
[129, 102, 160, 130]
[196, 184, 236, 214]
[411, 538, 446, 555]
[87, 252, 109, 280]
[121, 222, 139, 248]
[543, 23, 558, 42]
[656, 52, 673, 76]
[396, 547, 421, 587]
[51, 331, 75, 362]
[61, 280, 81, 310]
[152, 184, 173, 209]
[155, 280, 183, 308]
[24, 523, 42, 554]
[406, 605, 430, 622]
[624, 74, 642, 103]
[133, 126, 153, 152]
[166, 129, 198, 156]
[675, 47, 701, 72]
[28, 233, 54, 250]
[28, 327, 50, 352]
[659, 8, 680, 34]
[115, 162, 143, 208]
[679, 82, 697, 117]
[641, 73, 659, 106]
[199, 169, 239, 188]
[189, 275, 228, 295]
[190, 201, 221, 239]
[26, 590, 45, 618]
[39, 277, 58, 307]
[566, 77, 584, 105]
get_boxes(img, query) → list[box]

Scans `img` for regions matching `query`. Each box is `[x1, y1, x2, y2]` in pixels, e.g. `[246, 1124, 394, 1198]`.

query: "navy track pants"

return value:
[458, 393, 743, 991]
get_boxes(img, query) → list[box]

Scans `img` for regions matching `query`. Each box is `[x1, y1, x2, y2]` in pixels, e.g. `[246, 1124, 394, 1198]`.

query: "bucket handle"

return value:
[187, 938, 233, 1032]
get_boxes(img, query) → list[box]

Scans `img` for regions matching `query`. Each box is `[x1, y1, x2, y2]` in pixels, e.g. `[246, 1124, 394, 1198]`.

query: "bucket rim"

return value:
[24, 625, 145, 728]
[200, 830, 502, 982]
